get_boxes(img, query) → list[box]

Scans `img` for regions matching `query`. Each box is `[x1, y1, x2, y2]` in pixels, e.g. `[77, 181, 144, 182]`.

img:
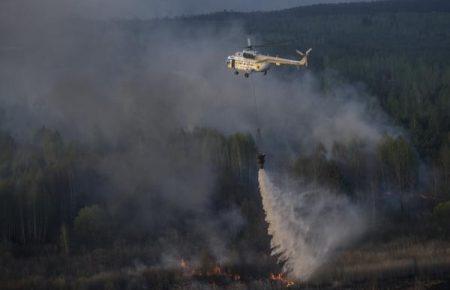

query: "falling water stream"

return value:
[258, 169, 365, 280]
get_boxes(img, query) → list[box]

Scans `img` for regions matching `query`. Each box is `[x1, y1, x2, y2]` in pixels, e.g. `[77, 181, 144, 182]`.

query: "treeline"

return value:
[0, 127, 274, 262]
[0, 126, 448, 257]
[293, 137, 448, 237]
[0, 128, 94, 246]
[292, 136, 419, 202]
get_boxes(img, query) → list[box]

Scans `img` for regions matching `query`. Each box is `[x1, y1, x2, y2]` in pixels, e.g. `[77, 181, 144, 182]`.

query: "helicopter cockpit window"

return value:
[243, 52, 255, 59]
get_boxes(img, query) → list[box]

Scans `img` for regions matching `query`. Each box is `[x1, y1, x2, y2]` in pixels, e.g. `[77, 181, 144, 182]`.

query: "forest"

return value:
[0, 0, 449, 289]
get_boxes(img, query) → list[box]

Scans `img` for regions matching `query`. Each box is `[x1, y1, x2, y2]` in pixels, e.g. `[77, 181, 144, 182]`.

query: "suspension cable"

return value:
[250, 76, 262, 148]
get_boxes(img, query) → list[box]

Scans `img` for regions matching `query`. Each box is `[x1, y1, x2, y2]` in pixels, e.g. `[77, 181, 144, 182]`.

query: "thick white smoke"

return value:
[258, 169, 365, 280]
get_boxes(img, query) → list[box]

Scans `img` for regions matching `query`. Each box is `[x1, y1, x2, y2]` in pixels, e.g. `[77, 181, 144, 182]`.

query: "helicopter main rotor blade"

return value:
[244, 40, 295, 49]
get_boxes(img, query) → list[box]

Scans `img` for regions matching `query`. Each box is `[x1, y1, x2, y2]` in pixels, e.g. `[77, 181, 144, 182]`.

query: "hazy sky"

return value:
[1, 0, 376, 20]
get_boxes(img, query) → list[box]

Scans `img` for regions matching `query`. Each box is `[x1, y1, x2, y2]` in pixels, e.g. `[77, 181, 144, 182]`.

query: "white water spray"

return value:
[258, 169, 365, 280]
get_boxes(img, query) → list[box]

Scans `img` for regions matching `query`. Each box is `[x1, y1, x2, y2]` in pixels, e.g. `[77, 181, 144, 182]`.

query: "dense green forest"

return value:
[0, 0, 449, 289]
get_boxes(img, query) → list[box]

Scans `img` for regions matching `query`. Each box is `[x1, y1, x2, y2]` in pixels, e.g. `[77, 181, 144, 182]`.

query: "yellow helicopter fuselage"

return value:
[226, 48, 310, 77]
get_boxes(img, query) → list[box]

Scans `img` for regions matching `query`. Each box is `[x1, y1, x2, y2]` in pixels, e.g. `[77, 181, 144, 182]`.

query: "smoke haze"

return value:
[0, 0, 394, 272]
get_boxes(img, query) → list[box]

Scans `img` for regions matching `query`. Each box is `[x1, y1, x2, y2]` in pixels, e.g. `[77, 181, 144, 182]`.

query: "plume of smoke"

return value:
[258, 169, 365, 279]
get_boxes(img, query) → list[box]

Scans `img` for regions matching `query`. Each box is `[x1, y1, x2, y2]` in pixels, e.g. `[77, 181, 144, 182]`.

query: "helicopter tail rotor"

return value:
[296, 48, 312, 67]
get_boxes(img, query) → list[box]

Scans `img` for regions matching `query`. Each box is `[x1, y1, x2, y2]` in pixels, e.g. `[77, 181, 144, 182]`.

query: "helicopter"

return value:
[226, 39, 311, 77]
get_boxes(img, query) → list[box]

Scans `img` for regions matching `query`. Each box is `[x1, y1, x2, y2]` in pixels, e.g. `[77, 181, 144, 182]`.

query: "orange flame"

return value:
[179, 258, 296, 287]
[180, 258, 188, 269]
[178, 259, 242, 282]
[179, 258, 197, 276]
[270, 273, 295, 287]
[209, 265, 222, 275]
